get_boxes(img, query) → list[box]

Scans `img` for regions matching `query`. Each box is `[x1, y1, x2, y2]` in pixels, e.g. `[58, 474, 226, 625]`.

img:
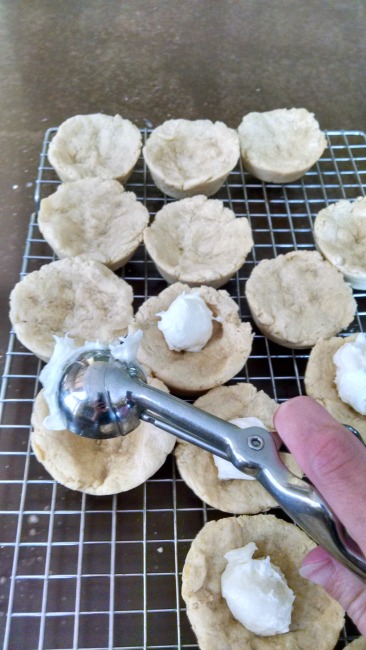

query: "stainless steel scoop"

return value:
[58, 348, 366, 581]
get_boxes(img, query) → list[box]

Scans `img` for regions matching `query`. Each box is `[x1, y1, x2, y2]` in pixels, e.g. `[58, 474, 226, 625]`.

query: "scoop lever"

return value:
[58, 349, 366, 581]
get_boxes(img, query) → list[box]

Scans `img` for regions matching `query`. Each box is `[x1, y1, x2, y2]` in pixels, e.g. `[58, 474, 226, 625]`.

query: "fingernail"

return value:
[299, 558, 334, 585]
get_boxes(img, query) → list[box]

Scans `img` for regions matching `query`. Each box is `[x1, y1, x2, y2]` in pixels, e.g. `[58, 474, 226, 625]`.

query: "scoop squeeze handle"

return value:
[132, 377, 366, 581]
[58, 351, 366, 581]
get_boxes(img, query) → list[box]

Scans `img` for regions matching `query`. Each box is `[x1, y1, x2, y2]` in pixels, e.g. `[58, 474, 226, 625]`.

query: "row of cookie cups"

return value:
[37, 178, 254, 288]
[13, 255, 365, 501]
[44, 113, 362, 297]
[10, 239, 361, 400]
[48, 110, 327, 197]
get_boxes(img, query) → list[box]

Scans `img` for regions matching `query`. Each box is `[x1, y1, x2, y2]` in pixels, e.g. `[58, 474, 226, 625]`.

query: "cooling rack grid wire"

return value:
[0, 128, 365, 650]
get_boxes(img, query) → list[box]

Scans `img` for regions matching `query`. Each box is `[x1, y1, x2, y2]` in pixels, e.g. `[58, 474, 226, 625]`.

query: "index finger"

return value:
[273, 396, 366, 554]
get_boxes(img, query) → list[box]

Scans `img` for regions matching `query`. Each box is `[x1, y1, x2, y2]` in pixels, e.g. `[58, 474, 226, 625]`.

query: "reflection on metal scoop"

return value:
[58, 349, 366, 581]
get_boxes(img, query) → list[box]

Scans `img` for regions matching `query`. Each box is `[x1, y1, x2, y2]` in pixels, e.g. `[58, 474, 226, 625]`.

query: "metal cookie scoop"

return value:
[58, 349, 366, 581]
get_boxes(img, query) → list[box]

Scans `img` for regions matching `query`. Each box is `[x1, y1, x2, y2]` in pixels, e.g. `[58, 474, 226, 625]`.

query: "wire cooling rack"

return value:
[0, 128, 365, 650]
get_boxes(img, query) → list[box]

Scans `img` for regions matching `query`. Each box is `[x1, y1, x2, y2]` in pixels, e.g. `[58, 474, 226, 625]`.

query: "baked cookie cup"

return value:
[345, 638, 366, 650]
[143, 195, 253, 288]
[131, 283, 253, 395]
[38, 178, 149, 271]
[314, 197, 366, 290]
[48, 113, 142, 183]
[143, 119, 240, 199]
[31, 382, 175, 495]
[238, 108, 326, 183]
[245, 250, 356, 348]
[304, 334, 366, 442]
[9, 257, 134, 361]
[175, 383, 302, 514]
[182, 514, 344, 650]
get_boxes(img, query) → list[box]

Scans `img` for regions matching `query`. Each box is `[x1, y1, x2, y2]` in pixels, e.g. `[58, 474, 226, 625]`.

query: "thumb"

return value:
[300, 546, 366, 636]
[273, 396, 366, 552]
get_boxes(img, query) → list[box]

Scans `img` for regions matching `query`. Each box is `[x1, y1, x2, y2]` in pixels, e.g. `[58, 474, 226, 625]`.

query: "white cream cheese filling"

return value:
[333, 333, 366, 415]
[157, 291, 219, 352]
[221, 542, 295, 636]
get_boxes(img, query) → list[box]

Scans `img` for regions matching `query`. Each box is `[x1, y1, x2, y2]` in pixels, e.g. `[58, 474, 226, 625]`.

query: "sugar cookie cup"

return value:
[314, 197, 366, 289]
[238, 108, 326, 183]
[9, 257, 134, 361]
[245, 250, 356, 348]
[48, 113, 142, 183]
[143, 195, 253, 288]
[143, 119, 240, 198]
[130, 282, 253, 395]
[38, 178, 149, 271]
[182, 514, 344, 650]
[31, 380, 175, 495]
[175, 383, 302, 514]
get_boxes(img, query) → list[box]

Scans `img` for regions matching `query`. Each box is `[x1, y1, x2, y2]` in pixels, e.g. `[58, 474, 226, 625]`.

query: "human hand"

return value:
[274, 396, 366, 636]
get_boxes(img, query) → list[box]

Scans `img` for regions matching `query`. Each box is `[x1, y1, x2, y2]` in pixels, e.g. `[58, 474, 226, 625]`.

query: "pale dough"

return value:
[143, 119, 240, 199]
[131, 283, 253, 395]
[175, 383, 303, 514]
[346, 638, 366, 650]
[38, 178, 149, 271]
[9, 257, 134, 361]
[31, 384, 175, 495]
[182, 514, 345, 650]
[48, 113, 142, 183]
[314, 197, 366, 289]
[245, 250, 356, 348]
[143, 195, 253, 288]
[238, 108, 326, 183]
[304, 334, 366, 442]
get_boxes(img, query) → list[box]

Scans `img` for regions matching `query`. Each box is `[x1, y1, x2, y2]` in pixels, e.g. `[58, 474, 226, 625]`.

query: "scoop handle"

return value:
[252, 429, 366, 581]
[130, 375, 366, 581]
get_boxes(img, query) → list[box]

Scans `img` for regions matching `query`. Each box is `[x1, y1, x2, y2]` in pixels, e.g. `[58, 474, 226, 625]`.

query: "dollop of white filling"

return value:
[157, 292, 219, 352]
[39, 330, 143, 430]
[213, 417, 266, 480]
[221, 542, 295, 636]
[333, 333, 366, 415]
